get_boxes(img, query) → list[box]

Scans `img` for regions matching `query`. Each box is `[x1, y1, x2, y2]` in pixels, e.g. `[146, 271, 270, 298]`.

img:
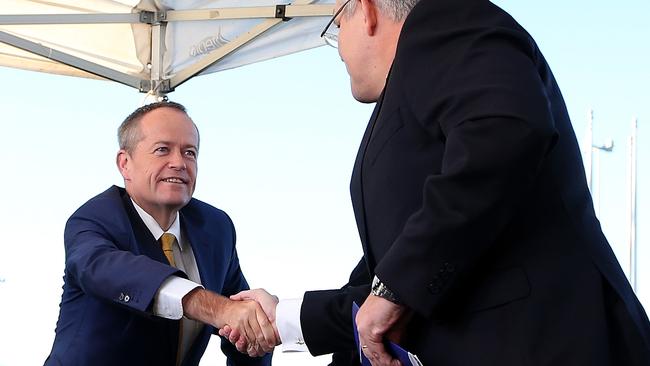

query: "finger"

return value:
[219, 324, 232, 339]
[230, 290, 253, 301]
[235, 336, 247, 353]
[363, 340, 396, 366]
[256, 308, 277, 350]
[245, 335, 262, 358]
[228, 327, 241, 344]
[240, 313, 259, 353]
[245, 306, 267, 353]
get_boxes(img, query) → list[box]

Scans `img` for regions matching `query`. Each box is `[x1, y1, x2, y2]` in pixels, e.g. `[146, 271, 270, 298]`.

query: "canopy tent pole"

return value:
[149, 12, 170, 98]
[170, 17, 284, 89]
[0, 13, 141, 25]
[169, 0, 327, 89]
[165, 4, 334, 21]
[0, 29, 145, 90]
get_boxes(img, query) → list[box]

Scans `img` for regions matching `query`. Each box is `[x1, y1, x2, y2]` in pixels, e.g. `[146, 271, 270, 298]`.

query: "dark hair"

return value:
[117, 101, 197, 153]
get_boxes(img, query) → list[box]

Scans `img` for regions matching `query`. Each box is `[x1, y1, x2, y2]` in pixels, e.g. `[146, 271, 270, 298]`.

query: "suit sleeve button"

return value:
[124, 295, 130, 302]
[427, 283, 441, 294]
[118, 293, 125, 301]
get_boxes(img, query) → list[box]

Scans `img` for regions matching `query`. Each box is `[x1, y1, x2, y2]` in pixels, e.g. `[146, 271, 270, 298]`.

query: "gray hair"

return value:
[347, 0, 420, 22]
[117, 101, 199, 153]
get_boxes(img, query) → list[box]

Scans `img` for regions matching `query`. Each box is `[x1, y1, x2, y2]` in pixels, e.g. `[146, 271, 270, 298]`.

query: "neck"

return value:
[128, 194, 177, 231]
[370, 20, 405, 100]
[150, 210, 176, 231]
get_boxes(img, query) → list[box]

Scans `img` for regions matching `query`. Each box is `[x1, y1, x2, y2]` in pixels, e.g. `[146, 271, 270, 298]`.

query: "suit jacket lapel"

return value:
[179, 212, 211, 288]
[120, 190, 169, 264]
[351, 88, 388, 273]
[178, 210, 215, 361]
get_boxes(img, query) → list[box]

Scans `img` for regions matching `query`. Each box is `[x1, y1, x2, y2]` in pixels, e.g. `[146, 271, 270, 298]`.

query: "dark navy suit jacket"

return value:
[300, 0, 650, 364]
[45, 186, 271, 366]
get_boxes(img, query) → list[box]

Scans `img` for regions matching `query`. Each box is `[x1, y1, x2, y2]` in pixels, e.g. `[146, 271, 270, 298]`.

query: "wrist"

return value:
[182, 288, 227, 327]
[371, 275, 401, 304]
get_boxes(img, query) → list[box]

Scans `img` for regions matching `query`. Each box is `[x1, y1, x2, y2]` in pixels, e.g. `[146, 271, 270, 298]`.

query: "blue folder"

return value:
[352, 302, 423, 366]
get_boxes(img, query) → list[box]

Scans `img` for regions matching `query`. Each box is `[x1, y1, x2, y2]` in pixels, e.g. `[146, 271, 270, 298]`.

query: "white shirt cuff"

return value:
[153, 276, 202, 320]
[276, 296, 308, 352]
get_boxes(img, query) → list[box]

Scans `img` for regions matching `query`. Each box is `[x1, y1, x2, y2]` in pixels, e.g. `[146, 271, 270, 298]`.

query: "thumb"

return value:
[230, 290, 253, 301]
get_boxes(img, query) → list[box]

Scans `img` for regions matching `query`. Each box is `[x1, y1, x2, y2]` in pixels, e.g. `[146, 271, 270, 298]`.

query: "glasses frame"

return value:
[319, 0, 352, 47]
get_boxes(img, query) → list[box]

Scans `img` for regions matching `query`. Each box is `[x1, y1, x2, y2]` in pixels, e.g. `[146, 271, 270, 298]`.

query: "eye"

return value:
[154, 146, 169, 155]
[184, 149, 197, 158]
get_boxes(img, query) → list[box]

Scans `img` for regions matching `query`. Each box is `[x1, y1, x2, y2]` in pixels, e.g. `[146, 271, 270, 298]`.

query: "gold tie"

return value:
[160, 232, 183, 365]
[160, 233, 176, 267]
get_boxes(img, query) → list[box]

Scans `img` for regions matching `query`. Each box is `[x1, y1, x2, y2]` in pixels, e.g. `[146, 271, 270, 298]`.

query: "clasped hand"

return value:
[182, 288, 278, 357]
[218, 289, 280, 357]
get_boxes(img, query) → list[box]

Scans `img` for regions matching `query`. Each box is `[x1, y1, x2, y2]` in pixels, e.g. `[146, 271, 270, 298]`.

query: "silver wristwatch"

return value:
[371, 275, 400, 304]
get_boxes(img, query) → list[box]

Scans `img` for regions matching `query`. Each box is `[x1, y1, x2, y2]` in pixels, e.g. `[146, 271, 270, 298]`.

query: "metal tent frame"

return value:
[0, 1, 333, 98]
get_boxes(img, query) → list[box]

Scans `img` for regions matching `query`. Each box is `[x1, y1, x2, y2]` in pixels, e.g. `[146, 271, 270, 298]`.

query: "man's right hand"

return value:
[182, 288, 277, 357]
[219, 289, 281, 355]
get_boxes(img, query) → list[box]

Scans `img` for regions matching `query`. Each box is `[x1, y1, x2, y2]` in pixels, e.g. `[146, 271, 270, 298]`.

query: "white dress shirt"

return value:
[131, 200, 204, 363]
[276, 296, 309, 352]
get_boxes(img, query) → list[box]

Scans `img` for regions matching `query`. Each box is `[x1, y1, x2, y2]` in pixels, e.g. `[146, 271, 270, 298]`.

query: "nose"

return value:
[168, 149, 186, 170]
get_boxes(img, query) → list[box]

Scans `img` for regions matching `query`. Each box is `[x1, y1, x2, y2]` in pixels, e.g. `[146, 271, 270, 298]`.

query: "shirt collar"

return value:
[131, 198, 184, 251]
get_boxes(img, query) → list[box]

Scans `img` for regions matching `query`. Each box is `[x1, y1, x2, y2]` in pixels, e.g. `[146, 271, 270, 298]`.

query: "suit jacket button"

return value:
[118, 293, 125, 301]
[124, 295, 130, 303]
[445, 263, 456, 272]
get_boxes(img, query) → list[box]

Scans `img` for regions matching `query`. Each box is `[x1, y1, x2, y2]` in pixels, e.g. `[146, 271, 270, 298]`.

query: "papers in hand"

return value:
[352, 302, 423, 366]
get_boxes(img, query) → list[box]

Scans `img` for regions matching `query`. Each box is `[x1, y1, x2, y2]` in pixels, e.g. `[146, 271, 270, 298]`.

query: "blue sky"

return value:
[0, 0, 648, 364]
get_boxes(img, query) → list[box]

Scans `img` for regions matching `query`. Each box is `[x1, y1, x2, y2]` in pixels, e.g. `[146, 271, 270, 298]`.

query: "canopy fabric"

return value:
[0, 0, 334, 94]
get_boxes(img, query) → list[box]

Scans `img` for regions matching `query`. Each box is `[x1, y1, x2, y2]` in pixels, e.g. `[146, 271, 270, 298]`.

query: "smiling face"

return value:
[117, 107, 199, 226]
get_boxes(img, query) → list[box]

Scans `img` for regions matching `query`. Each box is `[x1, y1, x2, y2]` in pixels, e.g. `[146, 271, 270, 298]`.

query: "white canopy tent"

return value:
[0, 0, 335, 97]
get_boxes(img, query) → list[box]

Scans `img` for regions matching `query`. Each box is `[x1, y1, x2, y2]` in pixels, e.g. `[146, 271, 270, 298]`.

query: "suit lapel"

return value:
[120, 190, 169, 264]
[178, 209, 215, 363]
[179, 211, 211, 289]
[351, 88, 388, 273]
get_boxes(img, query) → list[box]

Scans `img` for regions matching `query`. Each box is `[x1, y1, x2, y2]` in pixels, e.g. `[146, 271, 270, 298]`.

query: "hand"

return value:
[219, 289, 281, 354]
[356, 294, 408, 366]
[182, 288, 277, 357]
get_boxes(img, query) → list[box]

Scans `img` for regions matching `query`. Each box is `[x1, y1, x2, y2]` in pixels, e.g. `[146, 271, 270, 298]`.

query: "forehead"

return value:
[138, 107, 198, 142]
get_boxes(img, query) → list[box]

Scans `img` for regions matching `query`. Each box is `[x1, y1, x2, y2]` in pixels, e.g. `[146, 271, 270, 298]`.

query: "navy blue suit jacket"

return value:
[45, 186, 271, 366]
[300, 0, 650, 364]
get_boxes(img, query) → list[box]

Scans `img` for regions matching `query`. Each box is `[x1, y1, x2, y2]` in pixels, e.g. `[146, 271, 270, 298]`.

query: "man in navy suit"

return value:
[224, 0, 650, 365]
[45, 101, 276, 366]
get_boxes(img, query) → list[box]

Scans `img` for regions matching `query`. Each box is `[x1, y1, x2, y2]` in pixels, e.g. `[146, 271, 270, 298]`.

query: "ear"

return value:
[116, 150, 131, 181]
[359, 0, 378, 36]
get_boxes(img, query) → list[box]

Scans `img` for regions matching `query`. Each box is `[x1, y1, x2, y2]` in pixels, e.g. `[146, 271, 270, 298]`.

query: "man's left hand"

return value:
[356, 294, 407, 366]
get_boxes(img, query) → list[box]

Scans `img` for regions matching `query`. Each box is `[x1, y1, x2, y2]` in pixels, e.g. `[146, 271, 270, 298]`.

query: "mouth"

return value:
[160, 177, 187, 184]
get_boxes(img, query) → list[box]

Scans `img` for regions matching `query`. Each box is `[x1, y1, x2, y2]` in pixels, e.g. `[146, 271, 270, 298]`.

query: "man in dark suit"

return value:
[224, 0, 650, 364]
[45, 102, 276, 366]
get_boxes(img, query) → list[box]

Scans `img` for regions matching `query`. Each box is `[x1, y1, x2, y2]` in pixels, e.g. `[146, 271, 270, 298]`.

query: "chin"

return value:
[161, 193, 191, 209]
[351, 84, 380, 104]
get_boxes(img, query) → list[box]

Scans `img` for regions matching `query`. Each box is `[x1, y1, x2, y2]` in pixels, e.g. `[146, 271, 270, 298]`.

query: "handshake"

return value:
[183, 288, 280, 358]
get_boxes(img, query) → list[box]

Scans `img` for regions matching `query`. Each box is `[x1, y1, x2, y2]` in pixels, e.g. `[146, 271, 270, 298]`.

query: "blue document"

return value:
[352, 302, 423, 366]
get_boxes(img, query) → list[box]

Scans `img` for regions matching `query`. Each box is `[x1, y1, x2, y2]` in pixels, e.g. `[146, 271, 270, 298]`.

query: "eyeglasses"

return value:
[320, 0, 352, 48]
